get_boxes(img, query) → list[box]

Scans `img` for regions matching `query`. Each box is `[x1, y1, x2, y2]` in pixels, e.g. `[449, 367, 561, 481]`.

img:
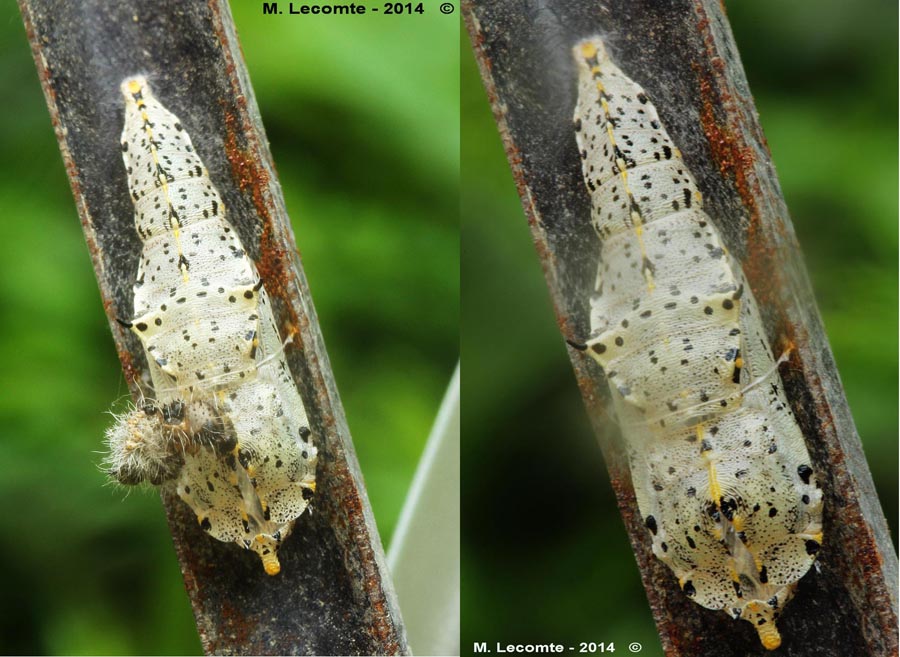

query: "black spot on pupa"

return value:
[683, 580, 696, 597]
[797, 464, 813, 484]
[645, 515, 658, 535]
[805, 540, 820, 555]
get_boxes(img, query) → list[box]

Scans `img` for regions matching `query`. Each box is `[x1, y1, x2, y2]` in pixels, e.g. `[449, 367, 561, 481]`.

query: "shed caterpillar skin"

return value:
[572, 38, 823, 650]
[105, 397, 233, 486]
[105, 76, 317, 575]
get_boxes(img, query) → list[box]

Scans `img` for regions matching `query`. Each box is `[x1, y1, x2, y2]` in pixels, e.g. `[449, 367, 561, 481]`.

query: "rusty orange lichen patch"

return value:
[118, 349, 139, 389]
[221, 105, 299, 330]
[370, 599, 400, 654]
[694, 68, 784, 312]
[216, 598, 254, 647]
[331, 480, 401, 652]
[692, 6, 794, 324]
[695, 74, 756, 209]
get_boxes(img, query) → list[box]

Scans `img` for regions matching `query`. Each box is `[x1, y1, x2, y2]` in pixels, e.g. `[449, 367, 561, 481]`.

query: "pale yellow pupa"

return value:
[572, 37, 823, 650]
[105, 77, 317, 575]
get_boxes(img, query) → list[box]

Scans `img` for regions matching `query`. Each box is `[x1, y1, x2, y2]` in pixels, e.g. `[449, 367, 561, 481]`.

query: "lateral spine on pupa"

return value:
[572, 37, 823, 650]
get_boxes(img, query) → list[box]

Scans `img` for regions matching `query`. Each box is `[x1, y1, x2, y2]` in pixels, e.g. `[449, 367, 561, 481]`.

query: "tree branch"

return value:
[19, 0, 408, 653]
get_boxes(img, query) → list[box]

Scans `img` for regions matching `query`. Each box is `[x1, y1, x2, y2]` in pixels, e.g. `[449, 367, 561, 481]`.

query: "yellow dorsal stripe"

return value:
[591, 74, 655, 292]
[698, 424, 723, 503]
[132, 81, 189, 283]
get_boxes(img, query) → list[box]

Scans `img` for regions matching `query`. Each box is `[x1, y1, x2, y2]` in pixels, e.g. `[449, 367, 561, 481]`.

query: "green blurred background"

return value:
[0, 4, 457, 655]
[461, 1, 897, 655]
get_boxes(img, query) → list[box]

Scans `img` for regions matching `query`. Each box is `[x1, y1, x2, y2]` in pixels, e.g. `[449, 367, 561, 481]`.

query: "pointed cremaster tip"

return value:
[261, 551, 281, 576]
[757, 620, 782, 651]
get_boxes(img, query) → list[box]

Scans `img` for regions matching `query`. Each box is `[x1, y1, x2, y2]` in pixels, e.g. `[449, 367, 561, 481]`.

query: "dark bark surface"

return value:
[19, 1, 408, 654]
[464, 1, 898, 655]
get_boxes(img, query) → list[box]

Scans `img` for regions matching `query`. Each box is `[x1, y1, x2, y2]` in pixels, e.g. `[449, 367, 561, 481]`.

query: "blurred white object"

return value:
[388, 364, 460, 656]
